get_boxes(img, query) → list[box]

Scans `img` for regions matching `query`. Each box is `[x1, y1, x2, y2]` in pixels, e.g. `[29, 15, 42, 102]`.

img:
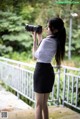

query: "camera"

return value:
[25, 24, 42, 34]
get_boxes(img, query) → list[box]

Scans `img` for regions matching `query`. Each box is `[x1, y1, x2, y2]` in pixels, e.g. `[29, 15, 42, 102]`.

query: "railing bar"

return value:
[48, 99, 58, 102]
[0, 57, 57, 69]
[1, 57, 80, 71]
[57, 69, 60, 105]
[52, 86, 54, 101]
[26, 74, 28, 96]
[64, 101, 80, 110]
[71, 76, 74, 104]
[0, 61, 33, 74]
[20, 70, 22, 92]
[28, 73, 30, 97]
[65, 73, 80, 78]
[28, 73, 30, 98]
[63, 68, 67, 106]
[0, 57, 35, 68]
[76, 78, 78, 107]
[18, 69, 20, 91]
[24, 73, 26, 95]
[29, 74, 31, 98]
[23, 71, 25, 94]
[31, 74, 34, 100]
[67, 75, 70, 103]
[61, 65, 80, 71]
[21, 70, 24, 93]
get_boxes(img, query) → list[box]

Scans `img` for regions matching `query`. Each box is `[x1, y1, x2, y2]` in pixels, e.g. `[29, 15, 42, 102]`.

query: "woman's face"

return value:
[46, 23, 58, 36]
[46, 23, 52, 36]
[47, 27, 52, 35]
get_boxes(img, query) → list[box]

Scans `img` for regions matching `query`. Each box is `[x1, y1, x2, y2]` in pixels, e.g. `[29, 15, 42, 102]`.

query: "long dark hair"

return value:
[49, 17, 66, 66]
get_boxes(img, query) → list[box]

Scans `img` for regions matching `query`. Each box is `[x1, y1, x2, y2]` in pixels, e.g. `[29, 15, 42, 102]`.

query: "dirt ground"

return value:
[0, 84, 80, 119]
[0, 106, 80, 119]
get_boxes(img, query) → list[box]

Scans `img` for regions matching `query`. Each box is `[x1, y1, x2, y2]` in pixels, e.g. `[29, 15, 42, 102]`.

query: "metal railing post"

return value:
[17, 92, 20, 99]
[63, 68, 67, 106]
[57, 68, 60, 105]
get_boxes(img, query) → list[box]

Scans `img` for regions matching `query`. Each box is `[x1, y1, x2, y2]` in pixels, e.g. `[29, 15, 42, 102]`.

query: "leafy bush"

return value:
[0, 11, 33, 56]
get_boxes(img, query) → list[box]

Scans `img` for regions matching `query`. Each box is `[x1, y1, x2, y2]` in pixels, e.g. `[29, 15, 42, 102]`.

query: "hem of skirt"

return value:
[34, 90, 52, 93]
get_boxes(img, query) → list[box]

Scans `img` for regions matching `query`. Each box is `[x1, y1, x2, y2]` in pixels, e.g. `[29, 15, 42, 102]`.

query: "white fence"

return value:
[0, 57, 80, 110]
[62, 66, 80, 110]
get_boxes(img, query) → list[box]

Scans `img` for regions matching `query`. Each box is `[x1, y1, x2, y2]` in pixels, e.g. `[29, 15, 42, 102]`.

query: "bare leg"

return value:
[42, 93, 49, 119]
[35, 93, 44, 119]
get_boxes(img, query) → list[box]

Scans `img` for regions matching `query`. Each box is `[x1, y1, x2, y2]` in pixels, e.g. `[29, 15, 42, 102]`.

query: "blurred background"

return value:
[0, 0, 80, 67]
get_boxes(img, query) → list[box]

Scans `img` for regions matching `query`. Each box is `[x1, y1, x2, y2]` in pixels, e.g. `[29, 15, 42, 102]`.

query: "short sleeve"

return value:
[34, 37, 57, 62]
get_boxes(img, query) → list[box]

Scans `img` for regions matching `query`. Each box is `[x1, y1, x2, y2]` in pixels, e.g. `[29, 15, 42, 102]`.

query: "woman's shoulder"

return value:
[43, 36, 56, 43]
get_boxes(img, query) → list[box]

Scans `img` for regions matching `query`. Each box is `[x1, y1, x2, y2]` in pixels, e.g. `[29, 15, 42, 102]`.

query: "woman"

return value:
[32, 17, 66, 119]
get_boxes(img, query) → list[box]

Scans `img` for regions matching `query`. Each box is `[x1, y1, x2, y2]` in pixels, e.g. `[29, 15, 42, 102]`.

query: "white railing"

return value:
[0, 57, 60, 105]
[0, 57, 80, 110]
[62, 66, 80, 110]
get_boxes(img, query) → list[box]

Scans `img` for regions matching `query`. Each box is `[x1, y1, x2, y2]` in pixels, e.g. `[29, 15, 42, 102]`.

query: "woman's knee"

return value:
[35, 93, 44, 108]
[36, 100, 43, 109]
[42, 102, 48, 109]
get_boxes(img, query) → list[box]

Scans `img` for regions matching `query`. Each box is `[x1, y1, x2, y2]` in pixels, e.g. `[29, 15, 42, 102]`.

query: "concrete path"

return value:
[0, 85, 32, 110]
[0, 85, 80, 119]
[0, 84, 32, 119]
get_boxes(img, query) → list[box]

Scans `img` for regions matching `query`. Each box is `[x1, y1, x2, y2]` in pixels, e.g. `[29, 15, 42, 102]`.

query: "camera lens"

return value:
[25, 24, 42, 34]
[25, 25, 35, 32]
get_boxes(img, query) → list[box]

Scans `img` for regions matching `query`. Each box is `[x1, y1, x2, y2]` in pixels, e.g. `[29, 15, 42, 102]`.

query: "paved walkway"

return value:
[0, 85, 80, 119]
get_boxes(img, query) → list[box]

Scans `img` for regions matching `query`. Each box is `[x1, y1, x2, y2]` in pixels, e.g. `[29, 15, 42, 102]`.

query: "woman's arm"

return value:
[32, 32, 42, 59]
[32, 32, 37, 55]
[37, 33, 42, 46]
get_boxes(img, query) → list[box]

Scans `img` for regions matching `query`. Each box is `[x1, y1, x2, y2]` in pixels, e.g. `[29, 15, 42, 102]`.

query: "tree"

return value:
[0, 11, 33, 56]
[0, 0, 80, 59]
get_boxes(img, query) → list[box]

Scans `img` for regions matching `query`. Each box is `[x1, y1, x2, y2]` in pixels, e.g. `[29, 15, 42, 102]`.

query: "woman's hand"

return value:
[37, 33, 42, 45]
[32, 31, 42, 45]
[32, 32, 37, 42]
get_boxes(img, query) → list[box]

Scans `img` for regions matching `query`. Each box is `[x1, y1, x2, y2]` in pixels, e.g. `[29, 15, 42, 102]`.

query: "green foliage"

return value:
[0, 0, 80, 62]
[0, 10, 33, 58]
[0, 44, 13, 56]
[20, 5, 35, 21]
[72, 29, 80, 54]
[10, 51, 32, 61]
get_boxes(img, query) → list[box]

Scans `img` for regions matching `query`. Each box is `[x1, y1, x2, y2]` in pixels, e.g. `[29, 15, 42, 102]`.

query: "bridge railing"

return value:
[62, 65, 80, 110]
[0, 57, 60, 105]
[0, 57, 80, 110]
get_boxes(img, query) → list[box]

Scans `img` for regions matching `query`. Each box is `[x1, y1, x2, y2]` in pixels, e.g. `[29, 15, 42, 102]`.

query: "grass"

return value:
[59, 55, 80, 68]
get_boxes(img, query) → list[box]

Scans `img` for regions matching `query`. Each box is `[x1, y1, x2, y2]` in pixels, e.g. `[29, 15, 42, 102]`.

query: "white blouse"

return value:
[34, 35, 57, 63]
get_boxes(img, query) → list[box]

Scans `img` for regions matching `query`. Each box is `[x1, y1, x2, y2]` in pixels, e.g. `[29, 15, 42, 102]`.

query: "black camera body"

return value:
[25, 24, 42, 34]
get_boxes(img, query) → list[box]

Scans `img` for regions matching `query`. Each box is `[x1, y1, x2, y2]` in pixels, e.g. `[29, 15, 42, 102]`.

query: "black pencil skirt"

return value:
[33, 62, 55, 93]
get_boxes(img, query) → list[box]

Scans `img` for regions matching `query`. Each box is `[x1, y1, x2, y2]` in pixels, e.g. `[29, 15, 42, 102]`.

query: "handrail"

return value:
[0, 57, 80, 110]
[61, 65, 80, 71]
[0, 57, 80, 70]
